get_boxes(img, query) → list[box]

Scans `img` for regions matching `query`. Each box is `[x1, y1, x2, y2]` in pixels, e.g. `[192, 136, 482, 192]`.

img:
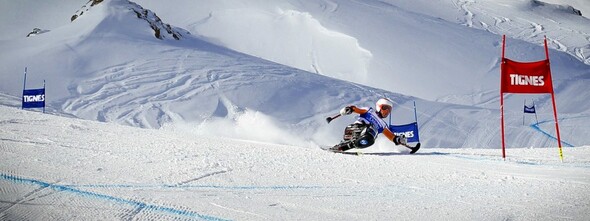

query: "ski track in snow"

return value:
[61, 48, 277, 128]
[452, 0, 590, 65]
[0, 174, 228, 221]
[530, 119, 575, 148]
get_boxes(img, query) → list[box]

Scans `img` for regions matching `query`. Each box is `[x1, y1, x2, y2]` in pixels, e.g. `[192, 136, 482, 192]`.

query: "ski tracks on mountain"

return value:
[60, 46, 309, 129]
[62, 49, 227, 128]
[452, 0, 590, 65]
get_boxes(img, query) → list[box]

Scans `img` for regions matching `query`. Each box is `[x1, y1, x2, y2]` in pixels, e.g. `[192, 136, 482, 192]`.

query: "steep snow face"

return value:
[135, 0, 590, 100]
[187, 7, 373, 83]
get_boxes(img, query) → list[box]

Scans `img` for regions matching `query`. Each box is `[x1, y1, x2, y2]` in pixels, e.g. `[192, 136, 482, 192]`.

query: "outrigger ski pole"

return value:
[326, 113, 341, 124]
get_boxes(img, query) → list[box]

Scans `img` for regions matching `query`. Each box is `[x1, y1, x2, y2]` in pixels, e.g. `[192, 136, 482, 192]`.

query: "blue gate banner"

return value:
[22, 88, 45, 108]
[389, 122, 420, 143]
[524, 105, 536, 113]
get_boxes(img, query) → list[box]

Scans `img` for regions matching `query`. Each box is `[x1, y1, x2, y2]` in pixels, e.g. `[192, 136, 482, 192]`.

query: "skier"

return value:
[330, 98, 409, 152]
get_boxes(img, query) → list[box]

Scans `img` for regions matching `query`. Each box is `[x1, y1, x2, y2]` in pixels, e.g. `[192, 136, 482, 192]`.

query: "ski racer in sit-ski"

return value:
[327, 98, 419, 154]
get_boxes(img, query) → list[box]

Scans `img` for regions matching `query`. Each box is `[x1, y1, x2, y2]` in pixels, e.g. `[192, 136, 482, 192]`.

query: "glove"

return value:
[393, 134, 407, 145]
[340, 106, 353, 115]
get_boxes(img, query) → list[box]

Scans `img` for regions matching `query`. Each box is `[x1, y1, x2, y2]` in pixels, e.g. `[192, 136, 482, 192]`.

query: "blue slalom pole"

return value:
[22, 67, 27, 109]
[413, 101, 418, 123]
[43, 80, 46, 113]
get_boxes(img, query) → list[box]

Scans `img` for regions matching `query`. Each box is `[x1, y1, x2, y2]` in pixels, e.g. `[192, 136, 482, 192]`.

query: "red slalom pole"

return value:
[545, 36, 564, 162]
[500, 35, 506, 160]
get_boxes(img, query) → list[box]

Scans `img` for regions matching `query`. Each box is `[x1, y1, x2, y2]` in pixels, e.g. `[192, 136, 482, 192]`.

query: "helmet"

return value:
[375, 98, 393, 112]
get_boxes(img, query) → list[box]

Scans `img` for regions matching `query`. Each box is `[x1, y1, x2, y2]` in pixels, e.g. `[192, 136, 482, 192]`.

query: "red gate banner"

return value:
[501, 58, 553, 94]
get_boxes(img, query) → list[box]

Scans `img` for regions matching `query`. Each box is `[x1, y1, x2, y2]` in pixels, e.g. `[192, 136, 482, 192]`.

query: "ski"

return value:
[321, 142, 421, 155]
[405, 142, 421, 154]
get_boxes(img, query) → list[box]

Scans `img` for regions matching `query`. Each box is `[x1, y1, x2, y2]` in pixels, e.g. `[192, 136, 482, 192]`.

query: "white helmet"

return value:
[375, 98, 393, 112]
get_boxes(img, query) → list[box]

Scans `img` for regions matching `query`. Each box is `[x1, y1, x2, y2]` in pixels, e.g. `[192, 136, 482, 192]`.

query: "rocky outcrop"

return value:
[26, 28, 50, 37]
[70, 0, 186, 40]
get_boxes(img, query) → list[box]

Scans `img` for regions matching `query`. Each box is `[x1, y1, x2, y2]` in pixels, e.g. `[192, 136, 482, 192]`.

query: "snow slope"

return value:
[1, 1, 590, 219]
[1, 103, 589, 220]
[135, 0, 590, 99]
[0, 0, 588, 148]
